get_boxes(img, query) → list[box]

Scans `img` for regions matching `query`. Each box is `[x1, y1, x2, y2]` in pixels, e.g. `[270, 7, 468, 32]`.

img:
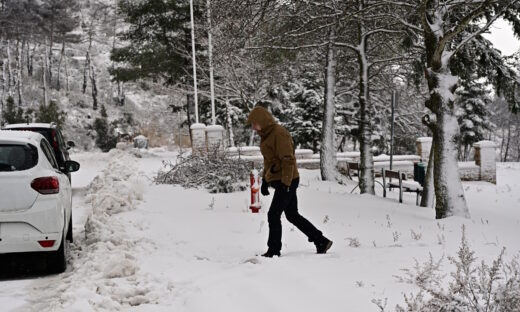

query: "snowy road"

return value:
[1, 149, 519, 311]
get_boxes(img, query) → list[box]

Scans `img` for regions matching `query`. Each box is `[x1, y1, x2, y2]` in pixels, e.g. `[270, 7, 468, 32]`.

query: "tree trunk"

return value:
[90, 62, 98, 110]
[110, 0, 118, 99]
[26, 41, 31, 76]
[1, 59, 6, 102]
[43, 51, 48, 106]
[226, 98, 235, 147]
[420, 140, 435, 207]
[249, 129, 256, 146]
[26, 41, 36, 77]
[83, 51, 89, 94]
[422, 8, 470, 219]
[64, 47, 70, 93]
[504, 116, 512, 162]
[500, 125, 506, 161]
[117, 81, 125, 106]
[6, 39, 13, 97]
[320, 26, 338, 181]
[424, 69, 469, 218]
[516, 116, 520, 162]
[431, 110, 469, 218]
[48, 20, 54, 84]
[357, 24, 375, 195]
[57, 41, 65, 91]
[1, 59, 5, 121]
[186, 94, 193, 142]
[338, 135, 346, 152]
[16, 39, 23, 106]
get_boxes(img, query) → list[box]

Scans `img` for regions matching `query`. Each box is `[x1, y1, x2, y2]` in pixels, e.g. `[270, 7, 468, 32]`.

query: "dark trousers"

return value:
[267, 178, 323, 252]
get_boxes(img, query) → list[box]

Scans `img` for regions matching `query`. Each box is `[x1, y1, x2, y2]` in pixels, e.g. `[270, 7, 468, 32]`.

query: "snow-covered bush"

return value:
[94, 105, 117, 152]
[395, 226, 520, 312]
[155, 151, 251, 193]
[36, 100, 67, 128]
[1, 96, 26, 125]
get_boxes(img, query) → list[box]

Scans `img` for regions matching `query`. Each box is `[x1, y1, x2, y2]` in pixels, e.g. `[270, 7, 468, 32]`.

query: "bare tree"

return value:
[15, 39, 22, 106]
[42, 47, 49, 107]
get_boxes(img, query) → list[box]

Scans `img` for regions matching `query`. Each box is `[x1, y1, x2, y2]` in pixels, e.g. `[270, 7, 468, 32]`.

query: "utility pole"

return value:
[390, 90, 398, 170]
[189, 0, 199, 123]
[207, 0, 216, 125]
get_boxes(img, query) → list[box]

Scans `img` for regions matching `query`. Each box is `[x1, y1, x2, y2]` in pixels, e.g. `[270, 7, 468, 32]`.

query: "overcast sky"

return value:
[484, 18, 520, 56]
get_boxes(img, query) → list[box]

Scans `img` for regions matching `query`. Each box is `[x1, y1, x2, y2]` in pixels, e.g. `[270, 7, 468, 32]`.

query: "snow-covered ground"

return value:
[1, 149, 519, 311]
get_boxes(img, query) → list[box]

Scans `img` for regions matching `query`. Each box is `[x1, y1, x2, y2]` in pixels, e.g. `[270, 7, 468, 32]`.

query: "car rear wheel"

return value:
[47, 233, 67, 274]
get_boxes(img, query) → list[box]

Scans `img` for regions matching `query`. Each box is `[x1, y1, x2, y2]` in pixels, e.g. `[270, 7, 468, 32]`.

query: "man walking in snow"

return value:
[247, 106, 332, 257]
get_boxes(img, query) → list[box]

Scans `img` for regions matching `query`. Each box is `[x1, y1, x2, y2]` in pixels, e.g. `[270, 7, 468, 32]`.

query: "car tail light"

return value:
[38, 240, 55, 248]
[31, 177, 59, 194]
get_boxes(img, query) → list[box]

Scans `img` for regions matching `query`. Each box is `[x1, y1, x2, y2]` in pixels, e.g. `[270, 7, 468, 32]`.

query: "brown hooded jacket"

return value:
[247, 106, 299, 186]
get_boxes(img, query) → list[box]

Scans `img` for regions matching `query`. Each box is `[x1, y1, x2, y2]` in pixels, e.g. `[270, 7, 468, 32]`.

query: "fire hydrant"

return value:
[250, 169, 262, 213]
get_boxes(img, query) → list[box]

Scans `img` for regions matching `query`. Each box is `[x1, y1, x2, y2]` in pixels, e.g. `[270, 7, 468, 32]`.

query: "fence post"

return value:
[416, 137, 432, 162]
[190, 123, 207, 156]
[473, 141, 497, 184]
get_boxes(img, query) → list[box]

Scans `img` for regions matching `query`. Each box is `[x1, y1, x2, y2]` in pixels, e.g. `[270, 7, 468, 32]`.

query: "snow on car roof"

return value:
[0, 130, 45, 144]
[3, 123, 56, 129]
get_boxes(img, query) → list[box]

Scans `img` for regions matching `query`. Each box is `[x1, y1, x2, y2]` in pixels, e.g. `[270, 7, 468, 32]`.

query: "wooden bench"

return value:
[347, 162, 384, 193]
[382, 168, 423, 205]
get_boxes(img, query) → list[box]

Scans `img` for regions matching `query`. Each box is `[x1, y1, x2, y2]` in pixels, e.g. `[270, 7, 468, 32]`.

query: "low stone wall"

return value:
[200, 135, 498, 184]
[297, 158, 353, 170]
[458, 162, 480, 181]
[415, 138, 497, 184]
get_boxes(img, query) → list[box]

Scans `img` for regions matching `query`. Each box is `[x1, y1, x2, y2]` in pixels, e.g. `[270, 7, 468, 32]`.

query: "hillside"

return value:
[1, 0, 185, 150]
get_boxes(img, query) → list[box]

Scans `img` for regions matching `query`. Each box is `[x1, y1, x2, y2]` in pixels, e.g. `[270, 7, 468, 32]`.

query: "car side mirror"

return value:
[64, 160, 80, 173]
[67, 141, 75, 150]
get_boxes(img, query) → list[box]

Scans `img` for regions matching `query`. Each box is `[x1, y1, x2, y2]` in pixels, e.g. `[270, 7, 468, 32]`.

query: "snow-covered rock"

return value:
[133, 135, 149, 149]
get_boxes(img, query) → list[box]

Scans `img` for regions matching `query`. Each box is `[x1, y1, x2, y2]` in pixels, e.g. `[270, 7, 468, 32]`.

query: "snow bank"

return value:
[23, 150, 157, 311]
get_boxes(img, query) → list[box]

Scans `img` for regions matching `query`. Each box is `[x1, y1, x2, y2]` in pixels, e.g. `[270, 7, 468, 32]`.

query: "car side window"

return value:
[56, 130, 66, 150]
[40, 139, 59, 169]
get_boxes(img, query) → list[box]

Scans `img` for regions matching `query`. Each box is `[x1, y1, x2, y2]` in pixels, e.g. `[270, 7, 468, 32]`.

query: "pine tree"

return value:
[36, 100, 67, 128]
[93, 105, 117, 152]
[110, 0, 197, 85]
[1, 96, 25, 124]
[455, 78, 494, 160]
[271, 75, 323, 152]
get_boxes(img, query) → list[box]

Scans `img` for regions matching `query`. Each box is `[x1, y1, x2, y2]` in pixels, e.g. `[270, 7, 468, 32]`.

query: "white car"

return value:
[0, 130, 79, 273]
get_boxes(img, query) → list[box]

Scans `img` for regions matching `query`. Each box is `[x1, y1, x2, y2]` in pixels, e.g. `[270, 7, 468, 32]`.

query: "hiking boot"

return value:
[315, 237, 333, 254]
[261, 250, 281, 258]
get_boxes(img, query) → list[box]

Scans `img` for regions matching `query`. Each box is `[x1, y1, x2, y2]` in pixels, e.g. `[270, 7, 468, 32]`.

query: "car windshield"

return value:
[0, 144, 38, 171]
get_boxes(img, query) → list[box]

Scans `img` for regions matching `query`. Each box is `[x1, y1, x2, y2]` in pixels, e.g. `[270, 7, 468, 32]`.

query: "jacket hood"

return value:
[247, 106, 276, 137]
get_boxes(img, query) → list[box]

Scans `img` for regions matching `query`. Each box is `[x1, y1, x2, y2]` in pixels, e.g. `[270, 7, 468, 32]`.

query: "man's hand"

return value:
[261, 181, 270, 196]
